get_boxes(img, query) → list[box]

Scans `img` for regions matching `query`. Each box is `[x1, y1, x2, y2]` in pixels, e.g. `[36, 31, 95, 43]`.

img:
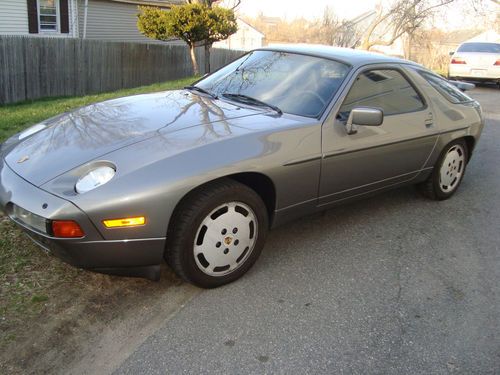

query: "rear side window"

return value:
[417, 70, 473, 104]
[457, 43, 500, 53]
[339, 69, 425, 116]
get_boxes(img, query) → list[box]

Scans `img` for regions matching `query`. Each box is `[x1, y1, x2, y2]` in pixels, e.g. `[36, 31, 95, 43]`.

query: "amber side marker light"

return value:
[52, 220, 85, 238]
[103, 216, 146, 228]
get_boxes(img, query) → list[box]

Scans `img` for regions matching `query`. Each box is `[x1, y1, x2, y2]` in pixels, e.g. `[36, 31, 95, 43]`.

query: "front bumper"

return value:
[0, 158, 165, 279]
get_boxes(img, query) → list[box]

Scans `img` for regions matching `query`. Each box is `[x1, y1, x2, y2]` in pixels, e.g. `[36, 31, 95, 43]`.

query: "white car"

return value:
[449, 42, 500, 85]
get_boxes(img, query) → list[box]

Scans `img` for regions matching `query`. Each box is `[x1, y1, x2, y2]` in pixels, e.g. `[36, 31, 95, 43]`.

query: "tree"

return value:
[319, 6, 365, 48]
[319, 6, 339, 46]
[360, 0, 455, 51]
[137, 3, 237, 75]
[188, 0, 242, 10]
[202, 6, 238, 73]
[186, 0, 241, 73]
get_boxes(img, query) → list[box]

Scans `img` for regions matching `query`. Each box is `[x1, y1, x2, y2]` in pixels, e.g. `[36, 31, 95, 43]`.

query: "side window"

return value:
[416, 69, 473, 104]
[38, 0, 59, 32]
[338, 69, 425, 118]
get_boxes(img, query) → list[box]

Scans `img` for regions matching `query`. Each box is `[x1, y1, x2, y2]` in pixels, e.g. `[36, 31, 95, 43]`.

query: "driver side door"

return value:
[319, 65, 439, 206]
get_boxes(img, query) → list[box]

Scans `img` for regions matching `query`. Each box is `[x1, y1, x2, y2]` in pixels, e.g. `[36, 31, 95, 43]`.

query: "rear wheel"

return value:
[165, 179, 268, 288]
[418, 139, 468, 200]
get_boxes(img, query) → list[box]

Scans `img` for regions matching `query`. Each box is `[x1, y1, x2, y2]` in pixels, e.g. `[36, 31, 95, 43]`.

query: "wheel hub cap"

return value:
[439, 144, 465, 193]
[194, 202, 257, 277]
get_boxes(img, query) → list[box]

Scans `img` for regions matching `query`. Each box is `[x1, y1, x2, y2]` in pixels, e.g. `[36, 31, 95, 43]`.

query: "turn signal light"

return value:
[494, 59, 500, 66]
[103, 216, 146, 228]
[52, 220, 85, 238]
[451, 58, 466, 64]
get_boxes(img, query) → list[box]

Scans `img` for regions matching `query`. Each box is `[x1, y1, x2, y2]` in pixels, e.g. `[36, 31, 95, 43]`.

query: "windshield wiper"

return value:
[184, 85, 218, 99]
[221, 93, 282, 115]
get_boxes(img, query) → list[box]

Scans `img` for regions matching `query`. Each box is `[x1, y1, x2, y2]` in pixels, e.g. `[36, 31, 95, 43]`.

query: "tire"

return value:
[165, 179, 268, 288]
[418, 139, 468, 200]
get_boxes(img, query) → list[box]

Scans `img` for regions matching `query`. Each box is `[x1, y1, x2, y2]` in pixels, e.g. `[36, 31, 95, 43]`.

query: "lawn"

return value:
[0, 77, 195, 371]
[0, 76, 197, 142]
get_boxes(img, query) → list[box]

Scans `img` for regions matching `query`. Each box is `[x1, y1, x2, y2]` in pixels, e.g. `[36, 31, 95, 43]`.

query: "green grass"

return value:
[0, 219, 47, 323]
[0, 76, 196, 349]
[0, 76, 197, 142]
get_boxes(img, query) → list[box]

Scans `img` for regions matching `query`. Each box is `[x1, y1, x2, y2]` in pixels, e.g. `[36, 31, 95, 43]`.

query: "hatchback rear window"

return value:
[416, 70, 473, 104]
[457, 43, 500, 53]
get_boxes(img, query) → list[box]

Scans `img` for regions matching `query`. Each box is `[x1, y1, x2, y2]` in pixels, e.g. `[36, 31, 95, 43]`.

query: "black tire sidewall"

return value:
[174, 183, 268, 288]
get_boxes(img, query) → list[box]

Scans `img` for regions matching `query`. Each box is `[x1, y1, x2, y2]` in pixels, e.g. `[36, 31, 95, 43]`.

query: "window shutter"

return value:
[60, 0, 70, 34]
[27, 0, 38, 34]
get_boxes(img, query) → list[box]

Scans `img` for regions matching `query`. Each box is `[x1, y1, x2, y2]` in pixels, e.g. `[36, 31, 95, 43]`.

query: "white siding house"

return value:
[214, 18, 264, 51]
[0, 0, 183, 41]
[77, 0, 183, 41]
[0, 0, 30, 35]
[0, 0, 78, 37]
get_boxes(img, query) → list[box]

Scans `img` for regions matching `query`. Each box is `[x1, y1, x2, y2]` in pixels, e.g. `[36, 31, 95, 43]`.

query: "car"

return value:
[0, 45, 484, 288]
[448, 41, 500, 85]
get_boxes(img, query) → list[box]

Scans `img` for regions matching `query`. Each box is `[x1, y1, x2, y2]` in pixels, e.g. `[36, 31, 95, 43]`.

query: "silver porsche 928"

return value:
[0, 45, 483, 288]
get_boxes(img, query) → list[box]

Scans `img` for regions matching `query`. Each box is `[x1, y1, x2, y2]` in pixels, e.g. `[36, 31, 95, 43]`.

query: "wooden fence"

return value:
[0, 36, 245, 104]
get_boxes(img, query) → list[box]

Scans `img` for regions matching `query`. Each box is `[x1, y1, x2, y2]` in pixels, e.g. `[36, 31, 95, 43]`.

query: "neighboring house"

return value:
[259, 16, 281, 29]
[409, 29, 498, 61]
[213, 18, 264, 51]
[464, 30, 500, 44]
[0, 0, 78, 36]
[435, 29, 488, 53]
[370, 39, 406, 58]
[0, 0, 183, 42]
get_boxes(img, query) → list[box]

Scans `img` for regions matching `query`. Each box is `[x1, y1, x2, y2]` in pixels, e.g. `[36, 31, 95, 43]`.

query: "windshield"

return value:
[457, 43, 500, 53]
[196, 50, 351, 118]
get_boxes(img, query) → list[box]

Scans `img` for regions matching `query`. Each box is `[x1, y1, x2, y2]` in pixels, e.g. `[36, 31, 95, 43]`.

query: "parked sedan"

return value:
[0, 46, 483, 288]
[449, 42, 500, 85]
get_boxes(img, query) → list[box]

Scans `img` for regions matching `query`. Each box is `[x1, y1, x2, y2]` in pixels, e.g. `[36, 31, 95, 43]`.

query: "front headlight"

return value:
[75, 166, 116, 194]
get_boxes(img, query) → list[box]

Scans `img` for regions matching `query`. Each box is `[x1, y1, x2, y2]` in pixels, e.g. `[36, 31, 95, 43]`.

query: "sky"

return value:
[231, 0, 499, 31]
[237, 0, 378, 20]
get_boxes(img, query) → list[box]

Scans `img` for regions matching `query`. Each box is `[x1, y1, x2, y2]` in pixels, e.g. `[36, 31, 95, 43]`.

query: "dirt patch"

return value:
[0, 218, 200, 374]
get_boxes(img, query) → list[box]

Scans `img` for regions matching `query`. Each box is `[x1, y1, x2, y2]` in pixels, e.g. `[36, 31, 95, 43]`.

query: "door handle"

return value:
[424, 112, 433, 127]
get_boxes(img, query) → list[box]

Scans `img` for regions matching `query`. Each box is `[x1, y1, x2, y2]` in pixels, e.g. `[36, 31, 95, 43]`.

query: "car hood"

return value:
[4, 90, 261, 186]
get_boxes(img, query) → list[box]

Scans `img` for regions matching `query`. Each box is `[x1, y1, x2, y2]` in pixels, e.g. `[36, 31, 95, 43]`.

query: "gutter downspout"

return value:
[83, 0, 89, 39]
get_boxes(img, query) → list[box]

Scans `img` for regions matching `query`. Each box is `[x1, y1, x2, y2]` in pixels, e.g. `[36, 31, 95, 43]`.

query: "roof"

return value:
[258, 44, 411, 67]
[237, 18, 265, 38]
[440, 29, 484, 45]
[259, 16, 281, 26]
[464, 30, 500, 43]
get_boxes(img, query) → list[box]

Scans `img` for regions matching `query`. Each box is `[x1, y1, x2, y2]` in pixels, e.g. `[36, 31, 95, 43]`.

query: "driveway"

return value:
[105, 86, 499, 374]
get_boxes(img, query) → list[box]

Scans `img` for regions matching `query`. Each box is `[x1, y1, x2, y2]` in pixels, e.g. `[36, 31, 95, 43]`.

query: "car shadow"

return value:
[258, 185, 427, 270]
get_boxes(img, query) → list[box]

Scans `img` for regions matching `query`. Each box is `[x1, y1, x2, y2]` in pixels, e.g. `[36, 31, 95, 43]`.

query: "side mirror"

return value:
[449, 51, 455, 56]
[345, 107, 383, 135]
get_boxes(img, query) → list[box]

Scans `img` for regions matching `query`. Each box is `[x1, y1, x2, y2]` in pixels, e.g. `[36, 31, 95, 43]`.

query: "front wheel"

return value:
[418, 139, 468, 200]
[165, 179, 268, 288]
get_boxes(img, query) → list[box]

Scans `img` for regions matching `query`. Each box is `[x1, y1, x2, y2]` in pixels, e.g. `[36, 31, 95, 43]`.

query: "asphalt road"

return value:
[115, 86, 500, 374]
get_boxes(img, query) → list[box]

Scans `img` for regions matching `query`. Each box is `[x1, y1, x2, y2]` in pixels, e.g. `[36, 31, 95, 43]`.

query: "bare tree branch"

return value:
[360, 0, 457, 51]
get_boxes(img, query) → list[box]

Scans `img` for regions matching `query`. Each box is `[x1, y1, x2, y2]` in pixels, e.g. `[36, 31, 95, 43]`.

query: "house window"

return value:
[38, 0, 59, 32]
